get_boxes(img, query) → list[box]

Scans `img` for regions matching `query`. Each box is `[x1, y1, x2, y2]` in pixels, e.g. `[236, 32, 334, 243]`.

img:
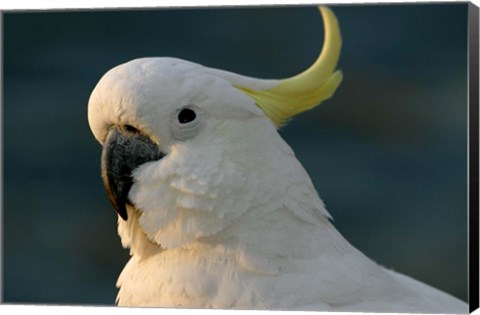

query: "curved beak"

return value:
[101, 126, 165, 220]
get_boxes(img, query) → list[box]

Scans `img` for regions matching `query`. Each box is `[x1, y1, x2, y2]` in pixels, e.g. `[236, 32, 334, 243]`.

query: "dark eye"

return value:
[178, 108, 197, 124]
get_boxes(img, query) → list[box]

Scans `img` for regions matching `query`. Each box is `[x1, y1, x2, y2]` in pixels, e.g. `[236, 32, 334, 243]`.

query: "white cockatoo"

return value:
[88, 6, 468, 313]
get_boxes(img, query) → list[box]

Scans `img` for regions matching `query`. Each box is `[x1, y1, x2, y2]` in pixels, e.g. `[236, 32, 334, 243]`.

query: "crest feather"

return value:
[236, 6, 343, 128]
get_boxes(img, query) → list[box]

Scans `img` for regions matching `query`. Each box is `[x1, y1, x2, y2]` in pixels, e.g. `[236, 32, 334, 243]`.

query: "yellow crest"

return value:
[236, 6, 342, 128]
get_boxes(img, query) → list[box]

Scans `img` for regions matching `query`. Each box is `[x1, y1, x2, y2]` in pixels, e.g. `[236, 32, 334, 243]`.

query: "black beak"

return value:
[101, 126, 165, 220]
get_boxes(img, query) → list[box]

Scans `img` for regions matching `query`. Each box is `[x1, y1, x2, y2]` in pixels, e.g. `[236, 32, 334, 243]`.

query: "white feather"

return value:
[88, 57, 468, 313]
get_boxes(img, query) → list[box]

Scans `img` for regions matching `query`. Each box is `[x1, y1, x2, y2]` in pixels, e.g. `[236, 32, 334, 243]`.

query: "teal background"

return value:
[3, 3, 468, 305]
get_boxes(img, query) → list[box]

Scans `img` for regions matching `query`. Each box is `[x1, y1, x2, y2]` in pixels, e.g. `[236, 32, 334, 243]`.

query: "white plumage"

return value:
[87, 7, 468, 313]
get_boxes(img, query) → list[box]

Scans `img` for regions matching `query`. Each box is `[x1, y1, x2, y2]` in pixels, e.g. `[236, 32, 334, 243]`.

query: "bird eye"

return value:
[177, 108, 197, 124]
[172, 105, 203, 141]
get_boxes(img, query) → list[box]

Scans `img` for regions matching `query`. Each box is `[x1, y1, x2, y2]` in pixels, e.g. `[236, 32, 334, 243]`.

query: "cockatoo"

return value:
[88, 6, 468, 313]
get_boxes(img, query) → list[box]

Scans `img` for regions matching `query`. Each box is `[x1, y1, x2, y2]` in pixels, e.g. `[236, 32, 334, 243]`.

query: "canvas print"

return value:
[2, 2, 475, 313]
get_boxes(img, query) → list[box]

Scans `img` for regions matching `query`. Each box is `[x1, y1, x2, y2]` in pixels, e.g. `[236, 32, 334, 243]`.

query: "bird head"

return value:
[88, 6, 342, 250]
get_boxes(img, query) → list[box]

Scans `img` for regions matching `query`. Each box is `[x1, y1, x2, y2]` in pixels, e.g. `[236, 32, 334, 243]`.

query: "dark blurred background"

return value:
[2, 3, 468, 306]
